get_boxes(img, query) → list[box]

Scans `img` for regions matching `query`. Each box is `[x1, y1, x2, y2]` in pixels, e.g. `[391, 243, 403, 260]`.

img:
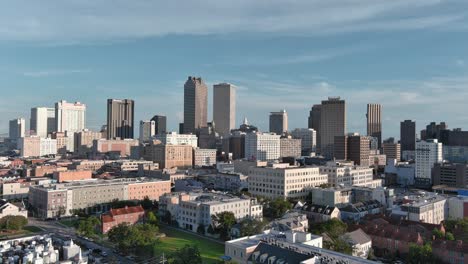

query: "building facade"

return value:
[183, 76, 208, 134]
[269, 110, 288, 135]
[400, 120, 416, 156]
[366, 104, 382, 149]
[415, 139, 443, 183]
[101, 205, 145, 233]
[279, 136, 301, 158]
[55, 100, 86, 133]
[154, 132, 198, 148]
[213, 83, 236, 135]
[291, 128, 316, 156]
[143, 142, 193, 169]
[244, 132, 280, 161]
[193, 148, 217, 167]
[139, 120, 156, 142]
[107, 99, 134, 139]
[150, 115, 167, 135]
[30, 107, 55, 138]
[9, 118, 25, 141]
[319, 97, 346, 159]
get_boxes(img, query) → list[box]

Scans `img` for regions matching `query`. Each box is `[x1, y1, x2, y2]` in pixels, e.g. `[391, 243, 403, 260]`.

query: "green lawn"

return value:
[23, 226, 43, 233]
[156, 227, 225, 264]
[0, 226, 43, 239]
[59, 218, 79, 228]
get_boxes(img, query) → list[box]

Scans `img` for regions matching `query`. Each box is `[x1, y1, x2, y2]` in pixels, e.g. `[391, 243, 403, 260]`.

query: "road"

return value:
[28, 218, 132, 264]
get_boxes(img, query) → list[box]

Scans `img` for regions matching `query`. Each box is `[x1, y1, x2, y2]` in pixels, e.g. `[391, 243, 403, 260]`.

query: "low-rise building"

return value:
[0, 200, 28, 218]
[432, 162, 468, 188]
[391, 193, 448, 224]
[340, 200, 383, 223]
[53, 170, 93, 182]
[448, 196, 468, 220]
[93, 138, 139, 158]
[143, 141, 193, 169]
[198, 172, 248, 192]
[101, 205, 145, 233]
[293, 202, 341, 223]
[193, 148, 216, 168]
[340, 228, 372, 259]
[320, 161, 381, 188]
[154, 132, 198, 147]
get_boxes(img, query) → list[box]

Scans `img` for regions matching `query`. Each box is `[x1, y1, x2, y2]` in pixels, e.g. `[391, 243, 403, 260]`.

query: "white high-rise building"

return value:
[39, 138, 58, 156]
[213, 83, 236, 135]
[154, 132, 198, 147]
[291, 128, 317, 155]
[139, 120, 156, 142]
[415, 139, 443, 183]
[18, 136, 57, 157]
[55, 100, 86, 133]
[9, 118, 25, 140]
[31, 107, 55, 138]
[245, 132, 280, 161]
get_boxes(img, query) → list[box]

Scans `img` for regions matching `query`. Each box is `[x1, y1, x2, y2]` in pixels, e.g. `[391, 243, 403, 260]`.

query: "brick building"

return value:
[101, 205, 145, 233]
[53, 170, 93, 182]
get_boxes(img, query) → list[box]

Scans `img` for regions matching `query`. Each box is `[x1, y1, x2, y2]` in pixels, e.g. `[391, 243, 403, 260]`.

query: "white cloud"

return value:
[0, 0, 464, 43]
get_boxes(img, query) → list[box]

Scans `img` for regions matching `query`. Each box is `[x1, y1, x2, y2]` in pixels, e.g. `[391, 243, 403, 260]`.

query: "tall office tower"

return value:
[183, 76, 208, 134]
[415, 139, 443, 184]
[107, 99, 135, 139]
[400, 120, 416, 155]
[291, 128, 316, 156]
[9, 118, 25, 140]
[150, 115, 167, 135]
[213, 83, 236, 135]
[269, 110, 288, 135]
[55, 100, 86, 133]
[139, 120, 156, 142]
[421, 122, 448, 141]
[383, 140, 401, 161]
[30, 107, 56, 138]
[334, 133, 370, 166]
[319, 97, 346, 159]
[366, 104, 382, 149]
[308, 105, 321, 152]
[245, 132, 281, 161]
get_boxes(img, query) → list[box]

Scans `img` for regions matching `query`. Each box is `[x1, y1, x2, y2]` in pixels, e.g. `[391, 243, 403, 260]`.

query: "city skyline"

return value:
[1, 1, 468, 138]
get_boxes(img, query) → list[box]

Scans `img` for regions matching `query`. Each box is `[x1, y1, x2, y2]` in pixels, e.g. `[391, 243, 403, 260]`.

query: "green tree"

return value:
[147, 211, 158, 226]
[432, 228, 444, 239]
[0, 215, 28, 230]
[77, 216, 101, 237]
[141, 196, 156, 210]
[446, 232, 455, 241]
[197, 224, 206, 235]
[408, 243, 437, 264]
[211, 211, 236, 240]
[169, 245, 202, 264]
[264, 198, 292, 218]
[108, 223, 159, 254]
[309, 219, 351, 254]
[239, 218, 267, 237]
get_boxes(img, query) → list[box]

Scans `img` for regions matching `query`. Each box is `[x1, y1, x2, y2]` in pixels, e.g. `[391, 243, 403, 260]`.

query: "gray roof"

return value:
[342, 228, 371, 245]
[248, 242, 312, 264]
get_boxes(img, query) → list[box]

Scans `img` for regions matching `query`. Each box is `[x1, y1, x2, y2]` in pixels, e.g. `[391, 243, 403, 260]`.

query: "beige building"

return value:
[0, 200, 28, 219]
[18, 136, 57, 157]
[74, 129, 103, 157]
[334, 133, 370, 166]
[366, 103, 382, 148]
[55, 100, 86, 133]
[320, 161, 381, 188]
[2, 182, 32, 199]
[193, 148, 216, 167]
[93, 138, 139, 158]
[319, 97, 346, 159]
[68, 160, 106, 171]
[280, 136, 301, 158]
[392, 194, 447, 224]
[269, 110, 288, 135]
[143, 141, 193, 169]
[183, 76, 208, 134]
[107, 99, 134, 139]
[248, 164, 328, 200]
[291, 128, 316, 156]
[383, 142, 401, 161]
[213, 83, 236, 135]
[154, 132, 198, 147]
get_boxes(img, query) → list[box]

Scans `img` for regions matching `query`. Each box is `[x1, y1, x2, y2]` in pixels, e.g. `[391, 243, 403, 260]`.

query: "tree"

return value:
[197, 224, 206, 235]
[169, 245, 202, 264]
[108, 223, 159, 254]
[263, 198, 292, 219]
[0, 216, 28, 230]
[77, 216, 101, 237]
[147, 211, 158, 226]
[239, 218, 267, 237]
[211, 211, 236, 240]
[57, 206, 66, 217]
[446, 232, 455, 241]
[162, 211, 172, 224]
[141, 196, 156, 210]
[432, 228, 444, 239]
[408, 243, 437, 264]
[309, 219, 351, 254]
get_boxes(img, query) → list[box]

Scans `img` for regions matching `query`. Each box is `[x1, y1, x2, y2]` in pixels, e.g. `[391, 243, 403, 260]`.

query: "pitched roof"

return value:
[248, 242, 312, 264]
[101, 205, 144, 223]
[342, 228, 371, 245]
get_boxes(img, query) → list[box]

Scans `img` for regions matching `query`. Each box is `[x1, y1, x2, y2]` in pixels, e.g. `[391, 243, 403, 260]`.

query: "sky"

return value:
[1, 0, 468, 139]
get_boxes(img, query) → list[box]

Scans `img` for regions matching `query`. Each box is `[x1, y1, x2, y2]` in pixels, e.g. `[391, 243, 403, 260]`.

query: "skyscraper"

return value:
[55, 100, 86, 133]
[400, 120, 416, 154]
[9, 118, 25, 140]
[269, 110, 288, 135]
[139, 120, 156, 142]
[415, 139, 443, 184]
[30, 107, 56, 138]
[366, 103, 382, 148]
[107, 99, 134, 139]
[319, 97, 346, 159]
[213, 83, 236, 135]
[308, 104, 321, 152]
[183, 76, 208, 134]
[150, 115, 167, 135]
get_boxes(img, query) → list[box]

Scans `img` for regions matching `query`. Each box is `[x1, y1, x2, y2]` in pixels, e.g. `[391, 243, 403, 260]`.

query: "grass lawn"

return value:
[156, 227, 225, 264]
[23, 226, 43, 233]
[59, 219, 79, 228]
[0, 226, 43, 239]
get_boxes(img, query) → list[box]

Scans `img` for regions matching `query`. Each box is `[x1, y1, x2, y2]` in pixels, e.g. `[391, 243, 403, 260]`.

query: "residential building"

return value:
[139, 120, 155, 142]
[340, 200, 383, 223]
[270, 212, 309, 233]
[309, 187, 353, 206]
[101, 205, 145, 233]
[319, 97, 346, 159]
[143, 141, 193, 169]
[107, 98, 134, 139]
[53, 170, 92, 182]
[308, 104, 321, 153]
[154, 132, 198, 147]
[193, 148, 217, 167]
[30, 107, 55, 138]
[183, 76, 208, 134]
[415, 139, 443, 184]
[244, 132, 280, 161]
[294, 203, 341, 223]
[269, 110, 288, 135]
[366, 104, 382, 149]
[55, 100, 86, 133]
[400, 120, 416, 158]
[248, 164, 328, 199]
[320, 161, 381, 188]
[0, 200, 28, 219]
[159, 192, 262, 233]
[9, 118, 25, 141]
[150, 115, 167, 135]
[340, 229, 372, 259]
[93, 138, 139, 158]
[391, 193, 448, 224]
[291, 128, 316, 156]
[279, 136, 301, 158]
[213, 83, 236, 135]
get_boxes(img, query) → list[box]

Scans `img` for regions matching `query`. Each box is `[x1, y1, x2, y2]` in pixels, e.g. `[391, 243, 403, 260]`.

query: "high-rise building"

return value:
[415, 139, 443, 183]
[279, 136, 301, 158]
[213, 83, 236, 135]
[334, 133, 370, 166]
[308, 105, 321, 152]
[107, 99, 134, 139]
[291, 128, 316, 156]
[30, 107, 56, 138]
[18, 136, 57, 157]
[183, 76, 208, 134]
[55, 100, 86, 133]
[245, 132, 281, 161]
[154, 132, 198, 148]
[139, 120, 156, 142]
[9, 118, 25, 140]
[383, 141, 401, 161]
[269, 110, 288, 135]
[366, 104, 382, 149]
[319, 97, 346, 159]
[150, 115, 167, 135]
[400, 120, 416, 154]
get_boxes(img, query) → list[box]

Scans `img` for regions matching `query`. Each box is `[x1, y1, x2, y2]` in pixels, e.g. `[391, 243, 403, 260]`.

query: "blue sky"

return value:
[1, 0, 468, 138]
